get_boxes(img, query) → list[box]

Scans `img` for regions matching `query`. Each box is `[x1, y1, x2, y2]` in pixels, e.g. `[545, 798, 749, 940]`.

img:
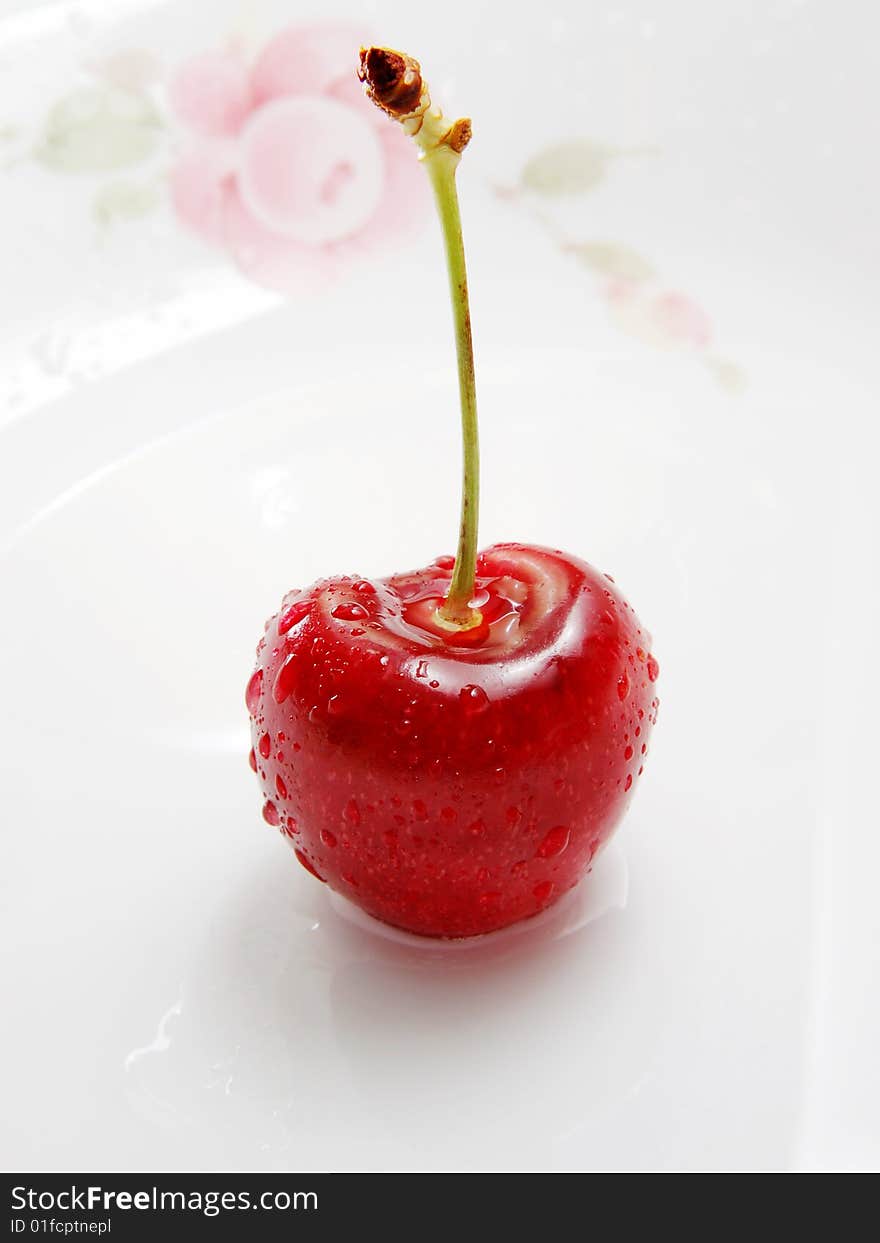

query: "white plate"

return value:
[1, 0, 878, 1173]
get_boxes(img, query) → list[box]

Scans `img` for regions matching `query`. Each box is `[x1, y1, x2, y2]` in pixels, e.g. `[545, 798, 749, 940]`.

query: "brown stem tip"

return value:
[358, 46, 424, 119]
[444, 117, 472, 153]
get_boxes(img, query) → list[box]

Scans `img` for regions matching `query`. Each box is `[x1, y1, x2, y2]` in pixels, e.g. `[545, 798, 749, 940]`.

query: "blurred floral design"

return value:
[5, 22, 426, 280]
[497, 146, 745, 393]
[34, 85, 163, 174]
[3, 18, 741, 391]
[168, 23, 426, 292]
[6, 69, 167, 235]
[519, 139, 657, 196]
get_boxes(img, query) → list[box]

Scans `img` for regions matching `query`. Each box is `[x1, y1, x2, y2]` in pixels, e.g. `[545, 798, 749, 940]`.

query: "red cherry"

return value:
[246, 51, 660, 938]
[246, 543, 658, 938]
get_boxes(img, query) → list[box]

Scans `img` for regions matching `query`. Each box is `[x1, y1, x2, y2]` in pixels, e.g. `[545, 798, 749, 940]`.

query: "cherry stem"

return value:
[358, 47, 480, 630]
[423, 150, 480, 626]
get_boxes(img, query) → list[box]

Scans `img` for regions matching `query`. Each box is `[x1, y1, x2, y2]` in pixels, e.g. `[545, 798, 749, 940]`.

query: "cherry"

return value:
[248, 545, 658, 936]
[245, 48, 659, 937]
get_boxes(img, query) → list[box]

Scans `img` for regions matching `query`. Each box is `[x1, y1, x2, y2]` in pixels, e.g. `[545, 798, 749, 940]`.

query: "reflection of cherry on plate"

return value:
[246, 47, 660, 938]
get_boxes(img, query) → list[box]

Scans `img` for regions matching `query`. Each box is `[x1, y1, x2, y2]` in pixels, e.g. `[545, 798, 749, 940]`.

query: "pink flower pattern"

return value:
[605, 280, 713, 350]
[169, 24, 426, 293]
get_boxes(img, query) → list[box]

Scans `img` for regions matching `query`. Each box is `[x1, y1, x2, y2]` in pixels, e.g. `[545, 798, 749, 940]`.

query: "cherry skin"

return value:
[246, 543, 659, 938]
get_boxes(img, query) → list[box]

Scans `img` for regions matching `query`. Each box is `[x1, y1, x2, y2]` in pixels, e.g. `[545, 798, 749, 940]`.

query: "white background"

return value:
[0, 0, 878, 1171]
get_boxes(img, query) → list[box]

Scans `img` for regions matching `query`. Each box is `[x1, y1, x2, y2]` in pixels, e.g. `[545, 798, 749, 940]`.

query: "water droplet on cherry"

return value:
[321, 829, 337, 848]
[332, 602, 369, 621]
[459, 684, 489, 713]
[533, 880, 554, 902]
[617, 670, 630, 701]
[275, 773, 287, 799]
[273, 653, 299, 704]
[262, 800, 280, 826]
[258, 732, 271, 759]
[245, 669, 263, 715]
[537, 825, 570, 858]
[624, 774, 633, 791]
[344, 798, 361, 826]
[278, 599, 312, 635]
[295, 849, 325, 882]
[647, 654, 660, 682]
[248, 748, 257, 772]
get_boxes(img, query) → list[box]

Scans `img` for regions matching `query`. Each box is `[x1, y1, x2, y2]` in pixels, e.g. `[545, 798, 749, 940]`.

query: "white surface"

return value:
[1, 0, 878, 1173]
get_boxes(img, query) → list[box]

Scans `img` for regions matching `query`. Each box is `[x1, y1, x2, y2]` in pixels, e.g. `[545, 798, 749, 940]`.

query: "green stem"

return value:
[356, 47, 481, 629]
[424, 147, 480, 628]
